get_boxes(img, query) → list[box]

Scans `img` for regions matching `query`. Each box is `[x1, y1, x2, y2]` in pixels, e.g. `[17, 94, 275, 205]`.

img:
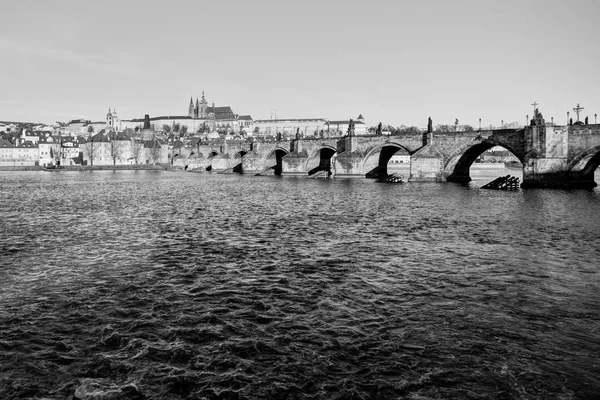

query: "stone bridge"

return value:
[175, 123, 600, 188]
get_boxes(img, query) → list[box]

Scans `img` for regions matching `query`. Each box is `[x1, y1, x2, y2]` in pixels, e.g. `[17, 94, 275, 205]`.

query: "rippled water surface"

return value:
[1, 170, 600, 400]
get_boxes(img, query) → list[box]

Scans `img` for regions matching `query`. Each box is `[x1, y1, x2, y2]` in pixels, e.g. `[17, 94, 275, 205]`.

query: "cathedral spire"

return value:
[188, 97, 195, 117]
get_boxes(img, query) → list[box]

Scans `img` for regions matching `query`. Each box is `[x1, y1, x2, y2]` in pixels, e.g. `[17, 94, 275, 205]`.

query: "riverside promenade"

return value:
[0, 164, 174, 172]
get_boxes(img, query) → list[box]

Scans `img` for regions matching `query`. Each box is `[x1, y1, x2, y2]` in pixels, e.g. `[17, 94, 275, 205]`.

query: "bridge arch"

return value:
[361, 142, 411, 178]
[261, 147, 289, 175]
[305, 145, 337, 176]
[232, 150, 248, 173]
[566, 145, 600, 187]
[444, 139, 524, 183]
[205, 150, 219, 171]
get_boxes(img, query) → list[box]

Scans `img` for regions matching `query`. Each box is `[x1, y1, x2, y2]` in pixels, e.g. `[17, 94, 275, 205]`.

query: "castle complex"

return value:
[187, 91, 236, 120]
[61, 92, 366, 139]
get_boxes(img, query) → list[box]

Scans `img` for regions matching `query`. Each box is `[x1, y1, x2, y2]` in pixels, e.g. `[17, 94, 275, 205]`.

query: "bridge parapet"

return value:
[567, 124, 600, 159]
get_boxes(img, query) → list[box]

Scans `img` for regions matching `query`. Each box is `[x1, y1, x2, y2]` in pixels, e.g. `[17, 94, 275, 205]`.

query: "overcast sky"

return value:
[1, 0, 599, 128]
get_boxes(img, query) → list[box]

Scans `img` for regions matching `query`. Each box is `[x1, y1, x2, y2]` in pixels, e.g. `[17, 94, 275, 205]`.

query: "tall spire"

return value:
[202, 90, 205, 101]
[188, 96, 195, 117]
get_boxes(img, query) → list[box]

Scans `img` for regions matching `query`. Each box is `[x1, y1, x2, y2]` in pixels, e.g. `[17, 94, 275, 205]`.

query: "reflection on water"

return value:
[1, 170, 600, 399]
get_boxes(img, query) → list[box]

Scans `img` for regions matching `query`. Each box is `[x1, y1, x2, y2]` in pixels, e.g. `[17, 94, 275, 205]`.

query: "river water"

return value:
[1, 170, 599, 400]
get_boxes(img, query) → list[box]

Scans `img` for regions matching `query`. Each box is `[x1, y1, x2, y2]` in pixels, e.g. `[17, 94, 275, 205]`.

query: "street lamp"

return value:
[526, 115, 529, 126]
[595, 113, 597, 124]
[501, 120, 504, 128]
[551, 117, 554, 126]
[567, 111, 570, 125]
[478, 118, 481, 130]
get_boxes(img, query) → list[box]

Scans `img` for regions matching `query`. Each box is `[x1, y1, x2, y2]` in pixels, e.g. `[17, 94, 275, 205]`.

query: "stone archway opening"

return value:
[308, 147, 336, 176]
[233, 150, 247, 173]
[256, 148, 289, 176]
[206, 150, 218, 171]
[569, 150, 600, 188]
[272, 149, 287, 175]
[589, 152, 600, 183]
[446, 143, 523, 184]
[364, 145, 409, 179]
[386, 148, 411, 178]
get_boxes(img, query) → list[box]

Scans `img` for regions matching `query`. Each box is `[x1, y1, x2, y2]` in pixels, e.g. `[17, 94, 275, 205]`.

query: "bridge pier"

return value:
[521, 158, 597, 188]
[409, 145, 444, 182]
[333, 152, 364, 178]
[281, 151, 309, 176]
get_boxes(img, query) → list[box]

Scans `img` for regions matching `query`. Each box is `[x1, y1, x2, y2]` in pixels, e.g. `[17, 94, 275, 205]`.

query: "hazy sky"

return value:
[1, 0, 599, 128]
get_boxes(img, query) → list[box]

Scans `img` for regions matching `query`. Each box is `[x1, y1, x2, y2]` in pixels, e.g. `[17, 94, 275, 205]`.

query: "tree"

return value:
[180, 125, 188, 136]
[435, 124, 453, 133]
[173, 123, 181, 133]
[148, 135, 162, 165]
[50, 136, 63, 166]
[108, 132, 125, 165]
[396, 126, 421, 135]
[162, 124, 171, 134]
[131, 138, 143, 164]
[87, 125, 94, 137]
[81, 136, 99, 166]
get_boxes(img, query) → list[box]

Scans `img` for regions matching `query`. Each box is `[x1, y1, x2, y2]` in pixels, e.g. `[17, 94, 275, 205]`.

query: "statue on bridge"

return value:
[427, 117, 433, 133]
[295, 127, 300, 141]
[530, 108, 545, 126]
[347, 119, 355, 137]
[376, 122, 382, 136]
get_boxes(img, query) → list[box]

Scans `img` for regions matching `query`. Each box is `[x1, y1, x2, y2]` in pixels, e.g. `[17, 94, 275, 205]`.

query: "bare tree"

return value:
[435, 124, 453, 133]
[148, 135, 162, 165]
[108, 132, 125, 165]
[50, 136, 63, 166]
[131, 138, 143, 164]
[81, 135, 99, 166]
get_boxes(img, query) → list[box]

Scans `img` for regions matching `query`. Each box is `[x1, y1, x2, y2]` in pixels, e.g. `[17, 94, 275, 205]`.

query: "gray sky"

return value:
[1, 0, 599, 128]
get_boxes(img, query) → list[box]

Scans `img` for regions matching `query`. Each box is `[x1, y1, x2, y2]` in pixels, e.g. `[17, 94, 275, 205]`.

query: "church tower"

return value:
[106, 107, 113, 130]
[188, 97, 194, 117]
[106, 107, 119, 131]
[112, 108, 119, 131]
[194, 97, 200, 118]
[199, 90, 208, 118]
